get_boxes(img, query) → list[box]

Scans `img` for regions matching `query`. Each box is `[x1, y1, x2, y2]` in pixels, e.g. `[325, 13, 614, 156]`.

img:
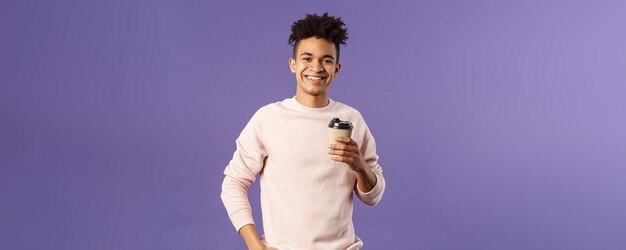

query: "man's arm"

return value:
[329, 135, 386, 205]
[221, 110, 273, 248]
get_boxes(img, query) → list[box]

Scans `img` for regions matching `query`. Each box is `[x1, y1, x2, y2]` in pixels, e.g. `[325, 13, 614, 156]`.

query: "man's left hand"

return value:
[328, 137, 365, 172]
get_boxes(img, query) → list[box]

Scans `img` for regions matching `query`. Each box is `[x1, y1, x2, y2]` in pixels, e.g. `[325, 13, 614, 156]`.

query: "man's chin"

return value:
[297, 83, 329, 96]
[302, 89, 327, 97]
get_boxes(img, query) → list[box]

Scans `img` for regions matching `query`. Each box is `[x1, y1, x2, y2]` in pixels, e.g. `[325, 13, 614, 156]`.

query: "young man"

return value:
[221, 13, 386, 250]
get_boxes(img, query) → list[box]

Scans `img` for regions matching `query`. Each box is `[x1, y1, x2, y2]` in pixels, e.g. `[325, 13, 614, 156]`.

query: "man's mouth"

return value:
[304, 75, 327, 80]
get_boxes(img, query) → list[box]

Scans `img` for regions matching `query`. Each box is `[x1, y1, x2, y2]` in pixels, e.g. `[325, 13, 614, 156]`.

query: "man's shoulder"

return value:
[333, 99, 356, 110]
[249, 99, 288, 118]
[332, 99, 364, 117]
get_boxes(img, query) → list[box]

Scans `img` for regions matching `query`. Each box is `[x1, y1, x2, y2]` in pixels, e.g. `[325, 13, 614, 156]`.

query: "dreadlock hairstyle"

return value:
[288, 12, 349, 62]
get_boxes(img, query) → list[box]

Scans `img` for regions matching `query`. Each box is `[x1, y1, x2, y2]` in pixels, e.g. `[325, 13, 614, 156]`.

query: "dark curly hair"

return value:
[288, 12, 349, 62]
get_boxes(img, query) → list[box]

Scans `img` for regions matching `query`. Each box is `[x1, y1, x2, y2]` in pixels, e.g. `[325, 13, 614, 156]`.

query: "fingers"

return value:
[328, 148, 358, 158]
[328, 137, 361, 166]
[328, 144, 358, 152]
[329, 154, 357, 164]
[333, 136, 355, 145]
[328, 137, 359, 165]
[328, 137, 358, 150]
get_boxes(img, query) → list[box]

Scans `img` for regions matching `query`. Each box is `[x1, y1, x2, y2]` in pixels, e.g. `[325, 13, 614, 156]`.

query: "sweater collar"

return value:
[283, 96, 335, 113]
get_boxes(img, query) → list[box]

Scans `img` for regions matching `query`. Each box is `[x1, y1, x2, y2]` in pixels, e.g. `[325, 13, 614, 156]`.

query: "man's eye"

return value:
[324, 60, 334, 63]
[302, 58, 312, 62]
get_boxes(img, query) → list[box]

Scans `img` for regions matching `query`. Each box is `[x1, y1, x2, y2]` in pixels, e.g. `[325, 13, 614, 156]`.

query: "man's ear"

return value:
[289, 58, 296, 73]
[335, 63, 342, 74]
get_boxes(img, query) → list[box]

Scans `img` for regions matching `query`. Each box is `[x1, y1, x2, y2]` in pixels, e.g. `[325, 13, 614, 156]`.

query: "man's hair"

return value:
[288, 12, 348, 62]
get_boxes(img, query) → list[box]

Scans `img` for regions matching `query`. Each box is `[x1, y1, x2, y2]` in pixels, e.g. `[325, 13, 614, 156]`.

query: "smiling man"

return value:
[221, 13, 386, 250]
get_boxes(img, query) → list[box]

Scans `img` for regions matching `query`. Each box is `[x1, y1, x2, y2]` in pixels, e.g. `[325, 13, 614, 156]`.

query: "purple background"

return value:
[2, 0, 626, 249]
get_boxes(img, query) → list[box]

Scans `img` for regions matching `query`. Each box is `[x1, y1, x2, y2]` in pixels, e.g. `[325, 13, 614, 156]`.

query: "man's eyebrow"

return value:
[299, 52, 335, 60]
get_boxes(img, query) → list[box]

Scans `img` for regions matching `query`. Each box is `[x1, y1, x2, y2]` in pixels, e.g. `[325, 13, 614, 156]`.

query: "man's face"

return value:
[289, 37, 341, 98]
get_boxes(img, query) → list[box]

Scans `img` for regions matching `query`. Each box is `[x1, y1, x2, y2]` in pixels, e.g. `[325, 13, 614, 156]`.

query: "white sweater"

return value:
[221, 97, 386, 250]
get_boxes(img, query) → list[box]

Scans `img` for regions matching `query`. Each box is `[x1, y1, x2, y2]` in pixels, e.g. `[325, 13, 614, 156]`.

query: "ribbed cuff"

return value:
[355, 174, 385, 205]
[229, 209, 255, 232]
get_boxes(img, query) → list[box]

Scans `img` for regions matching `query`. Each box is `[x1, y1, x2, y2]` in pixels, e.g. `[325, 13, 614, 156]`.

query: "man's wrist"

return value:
[355, 163, 377, 192]
[239, 224, 265, 250]
[355, 161, 371, 176]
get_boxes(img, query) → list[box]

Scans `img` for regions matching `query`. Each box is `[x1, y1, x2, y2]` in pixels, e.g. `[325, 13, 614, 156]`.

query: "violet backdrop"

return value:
[2, 0, 626, 249]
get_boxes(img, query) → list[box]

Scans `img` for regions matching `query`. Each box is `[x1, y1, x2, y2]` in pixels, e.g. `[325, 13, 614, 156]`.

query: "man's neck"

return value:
[295, 93, 329, 108]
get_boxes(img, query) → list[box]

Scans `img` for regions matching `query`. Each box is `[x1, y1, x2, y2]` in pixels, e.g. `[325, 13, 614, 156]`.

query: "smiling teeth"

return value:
[307, 76, 323, 80]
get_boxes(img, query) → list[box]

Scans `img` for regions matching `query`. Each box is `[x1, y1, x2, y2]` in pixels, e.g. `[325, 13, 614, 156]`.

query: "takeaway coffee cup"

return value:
[328, 118, 353, 145]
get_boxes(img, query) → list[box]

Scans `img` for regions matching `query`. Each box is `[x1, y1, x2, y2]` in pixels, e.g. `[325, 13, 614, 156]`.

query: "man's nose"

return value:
[309, 61, 324, 72]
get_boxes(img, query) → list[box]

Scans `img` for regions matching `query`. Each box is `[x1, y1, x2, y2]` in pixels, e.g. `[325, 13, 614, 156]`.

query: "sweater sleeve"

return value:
[354, 121, 386, 206]
[220, 111, 267, 232]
